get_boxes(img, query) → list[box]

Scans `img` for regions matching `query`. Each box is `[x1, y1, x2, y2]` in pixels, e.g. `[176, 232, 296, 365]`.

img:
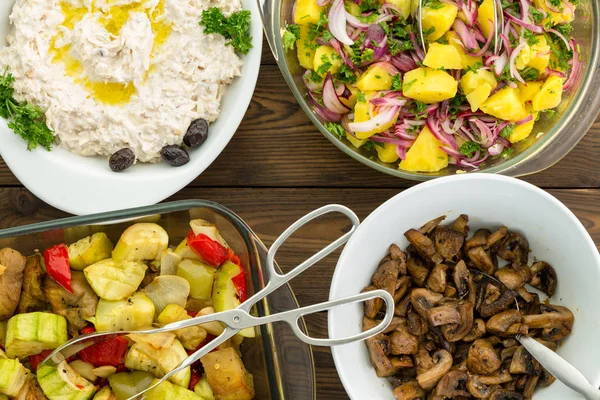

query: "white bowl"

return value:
[329, 174, 600, 400]
[0, 0, 262, 215]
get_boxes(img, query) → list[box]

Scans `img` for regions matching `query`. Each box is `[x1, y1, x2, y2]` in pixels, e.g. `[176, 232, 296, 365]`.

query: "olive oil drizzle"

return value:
[50, 0, 172, 105]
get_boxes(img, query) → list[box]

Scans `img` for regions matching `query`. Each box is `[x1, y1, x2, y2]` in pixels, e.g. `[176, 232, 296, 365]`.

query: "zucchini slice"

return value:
[68, 233, 114, 271]
[193, 376, 215, 400]
[112, 223, 169, 262]
[0, 358, 27, 396]
[107, 371, 154, 400]
[92, 386, 116, 400]
[84, 259, 147, 301]
[5, 312, 68, 359]
[37, 361, 96, 400]
[176, 259, 215, 302]
[146, 379, 201, 400]
[92, 292, 155, 332]
[124, 339, 190, 388]
[157, 304, 207, 351]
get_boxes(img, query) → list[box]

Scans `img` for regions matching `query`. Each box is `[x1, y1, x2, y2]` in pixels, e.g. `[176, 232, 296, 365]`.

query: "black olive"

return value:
[109, 148, 135, 172]
[184, 118, 209, 148]
[161, 145, 190, 167]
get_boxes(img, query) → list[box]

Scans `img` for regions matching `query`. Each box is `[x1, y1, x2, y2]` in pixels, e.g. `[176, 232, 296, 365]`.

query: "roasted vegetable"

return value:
[84, 259, 147, 301]
[174, 238, 202, 261]
[177, 259, 216, 302]
[0, 321, 6, 347]
[93, 386, 117, 400]
[112, 223, 169, 262]
[92, 292, 155, 332]
[5, 312, 68, 359]
[201, 348, 254, 400]
[68, 233, 114, 271]
[146, 379, 201, 400]
[157, 304, 207, 351]
[0, 358, 28, 396]
[17, 254, 48, 314]
[37, 361, 96, 400]
[159, 250, 182, 276]
[44, 244, 74, 293]
[0, 248, 27, 321]
[124, 339, 191, 388]
[194, 377, 215, 400]
[141, 275, 190, 316]
[107, 371, 154, 400]
[213, 262, 254, 338]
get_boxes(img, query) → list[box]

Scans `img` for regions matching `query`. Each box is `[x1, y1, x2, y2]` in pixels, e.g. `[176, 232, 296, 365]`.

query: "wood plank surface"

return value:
[0, 186, 599, 398]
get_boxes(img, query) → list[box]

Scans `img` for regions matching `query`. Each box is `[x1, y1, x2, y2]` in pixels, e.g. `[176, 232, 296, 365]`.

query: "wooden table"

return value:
[1, 36, 599, 399]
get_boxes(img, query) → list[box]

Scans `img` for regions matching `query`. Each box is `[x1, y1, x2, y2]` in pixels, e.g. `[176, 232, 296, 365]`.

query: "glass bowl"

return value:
[258, 0, 600, 180]
[0, 200, 316, 400]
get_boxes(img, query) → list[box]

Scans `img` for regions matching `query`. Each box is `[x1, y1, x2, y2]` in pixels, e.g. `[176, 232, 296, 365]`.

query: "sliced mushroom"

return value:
[410, 288, 443, 319]
[395, 276, 412, 303]
[502, 339, 518, 348]
[416, 349, 453, 390]
[534, 338, 557, 352]
[383, 316, 407, 334]
[434, 226, 464, 261]
[463, 319, 486, 342]
[466, 374, 495, 399]
[479, 290, 516, 318]
[393, 380, 426, 400]
[538, 368, 556, 387]
[407, 257, 430, 287]
[407, 307, 429, 336]
[496, 232, 529, 266]
[467, 246, 497, 275]
[419, 216, 447, 235]
[486, 310, 522, 336]
[444, 284, 457, 298]
[451, 214, 469, 235]
[494, 267, 525, 290]
[390, 244, 408, 276]
[529, 262, 557, 297]
[509, 346, 540, 375]
[522, 304, 574, 341]
[440, 300, 474, 342]
[426, 302, 462, 326]
[390, 328, 419, 355]
[467, 339, 502, 375]
[365, 332, 394, 377]
[363, 285, 383, 319]
[515, 287, 535, 306]
[17, 253, 48, 314]
[465, 229, 491, 251]
[483, 283, 502, 305]
[396, 295, 412, 317]
[489, 388, 525, 400]
[523, 375, 539, 399]
[454, 260, 476, 305]
[479, 369, 513, 385]
[405, 229, 443, 265]
[426, 264, 447, 293]
[434, 370, 469, 397]
[372, 258, 401, 296]
[501, 346, 519, 361]
[414, 345, 435, 375]
[488, 227, 509, 248]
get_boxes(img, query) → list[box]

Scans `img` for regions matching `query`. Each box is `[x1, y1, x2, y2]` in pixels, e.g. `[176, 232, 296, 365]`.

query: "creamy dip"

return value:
[0, 0, 244, 162]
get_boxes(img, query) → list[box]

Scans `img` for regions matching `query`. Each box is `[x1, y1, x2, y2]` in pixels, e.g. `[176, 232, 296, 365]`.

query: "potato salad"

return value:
[0, 221, 255, 400]
[284, 0, 579, 171]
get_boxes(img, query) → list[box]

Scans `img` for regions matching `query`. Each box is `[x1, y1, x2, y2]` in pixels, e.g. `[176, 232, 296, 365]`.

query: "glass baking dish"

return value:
[258, 0, 600, 180]
[0, 200, 316, 400]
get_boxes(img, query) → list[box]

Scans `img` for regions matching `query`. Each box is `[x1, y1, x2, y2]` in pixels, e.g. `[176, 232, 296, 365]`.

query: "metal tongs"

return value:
[40, 205, 395, 399]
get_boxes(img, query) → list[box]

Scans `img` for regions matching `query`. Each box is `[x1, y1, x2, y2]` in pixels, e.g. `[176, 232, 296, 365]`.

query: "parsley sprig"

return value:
[200, 8, 253, 54]
[0, 69, 54, 151]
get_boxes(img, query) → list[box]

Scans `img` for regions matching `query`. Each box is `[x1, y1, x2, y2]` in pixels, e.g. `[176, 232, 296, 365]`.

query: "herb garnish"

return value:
[325, 122, 346, 139]
[282, 24, 300, 51]
[200, 8, 253, 54]
[459, 141, 481, 157]
[391, 74, 403, 91]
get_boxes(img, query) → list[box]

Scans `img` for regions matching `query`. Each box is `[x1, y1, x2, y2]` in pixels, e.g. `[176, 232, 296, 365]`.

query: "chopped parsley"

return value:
[529, 7, 544, 24]
[400, 40, 414, 52]
[306, 12, 329, 49]
[449, 94, 466, 115]
[306, 70, 323, 84]
[363, 139, 383, 151]
[357, 91, 366, 102]
[437, 36, 449, 45]
[0, 69, 54, 151]
[316, 54, 333, 75]
[549, 36, 573, 71]
[325, 122, 347, 140]
[361, 48, 375, 63]
[423, 0, 444, 9]
[498, 147, 515, 158]
[544, 109, 557, 118]
[499, 124, 515, 139]
[200, 8, 253, 54]
[547, 0, 563, 10]
[555, 22, 573, 37]
[388, 39, 401, 56]
[349, 33, 366, 65]
[359, 0, 379, 13]
[391, 74, 403, 91]
[411, 100, 428, 115]
[422, 26, 436, 37]
[391, 22, 410, 40]
[524, 30, 540, 46]
[403, 79, 417, 92]
[466, 62, 484, 73]
[336, 64, 357, 85]
[501, 0, 520, 12]
[520, 67, 540, 81]
[459, 141, 481, 157]
[358, 13, 380, 24]
[282, 24, 300, 51]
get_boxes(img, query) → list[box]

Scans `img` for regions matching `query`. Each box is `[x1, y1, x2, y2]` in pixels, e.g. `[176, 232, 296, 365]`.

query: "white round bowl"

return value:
[0, 0, 262, 215]
[329, 174, 600, 400]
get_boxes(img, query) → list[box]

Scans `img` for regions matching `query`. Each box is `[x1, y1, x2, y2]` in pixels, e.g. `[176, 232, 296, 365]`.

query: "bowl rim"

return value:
[327, 174, 600, 398]
[266, 0, 600, 180]
[0, 0, 263, 215]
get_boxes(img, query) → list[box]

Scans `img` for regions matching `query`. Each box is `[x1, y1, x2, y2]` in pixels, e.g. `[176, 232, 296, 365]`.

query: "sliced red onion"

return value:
[409, 32, 425, 61]
[376, 14, 393, 23]
[309, 91, 343, 122]
[519, 0, 531, 23]
[547, 29, 571, 51]
[303, 70, 324, 92]
[504, 12, 544, 33]
[472, 118, 496, 147]
[460, 0, 478, 26]
[509, 42, 528, 84]
[441, 146, 462, 158]
[345, 13, 370, 29]
[371, 97, 407, 107]
[473, 29, 486, 43]
[371, 135, 415, 147]
[453, 20, 479, 52]
[563, 39, 580, 91]
[468, 20, 494, 57]
[317, 0, 332, 5]
[458, 152, 489, 167]
[493, 52, 508, 76]
[396, 145, 407, 160]
[500, 33, 512, 56]
[458, 126, 477, 142]
[329, 38, 359, 71]
[341, 114, 356, 137]
[381, 3, 403, 15]
[329, 0, 354, 45]
[487, 142, 504, 156]
[496, 136, 512, 147]
[348, 106, 400, 133]
[391, 47, 418, 71]
[486, 55, 499, 66]
[441, 118, 456, 134]
[544, 0, 561, 13]
[426, 113, 456, 149]
[323, 73, 351, 114]
[547, 68, 567, 78]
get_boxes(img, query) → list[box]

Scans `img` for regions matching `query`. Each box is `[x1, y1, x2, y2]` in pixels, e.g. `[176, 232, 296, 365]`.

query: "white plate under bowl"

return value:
[0, 0, 262, 215]
[329, 174, 600, 400]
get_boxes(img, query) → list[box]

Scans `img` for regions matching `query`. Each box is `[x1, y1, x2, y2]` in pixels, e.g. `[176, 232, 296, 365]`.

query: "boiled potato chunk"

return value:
[445, 31, 482, 69]
[201, 348, 254, 400]
[532, 0, 575, 26]
[527, 35, 551, 73]
[353, 91, 399, 138]
[518, 81, 544, 103]
[515, 43, 531, 70]
[399, 127, 448, 172]
[509, 117, 536, 143]
[403, 67, 458, 104]
[294, 0, 323, 24]
[356, 64, 395, 92]
[346, 132, 367, 148]
[480, 87, 528, 121]
[297, 24, 316, 70]
[421, 3, 458, 41]
[466, 83, 493, 112]
[532, 75, 563, 111]
[68, 232, 114, 270]
[477, 0, 495, 38]
[112, 223, 168, 262]
[422, 43, 462, 70]
[340, 85, 358, 109]
[381, 0, 411, 19]
[376, 143, 399, 163]
[314, 46, 342, 76]
[459, 68, 497, 95]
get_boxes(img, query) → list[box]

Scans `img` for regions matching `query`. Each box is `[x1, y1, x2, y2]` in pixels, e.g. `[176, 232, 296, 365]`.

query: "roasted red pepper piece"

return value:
[231, 267, 247, 303]
[189, 371, 201, 390]
[187, 230, 229, 267]
[29, 350, 53, 371]
[79, 327, 129, 367]
[227, 248, 242, 267]
[44, 243, 73, 293]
